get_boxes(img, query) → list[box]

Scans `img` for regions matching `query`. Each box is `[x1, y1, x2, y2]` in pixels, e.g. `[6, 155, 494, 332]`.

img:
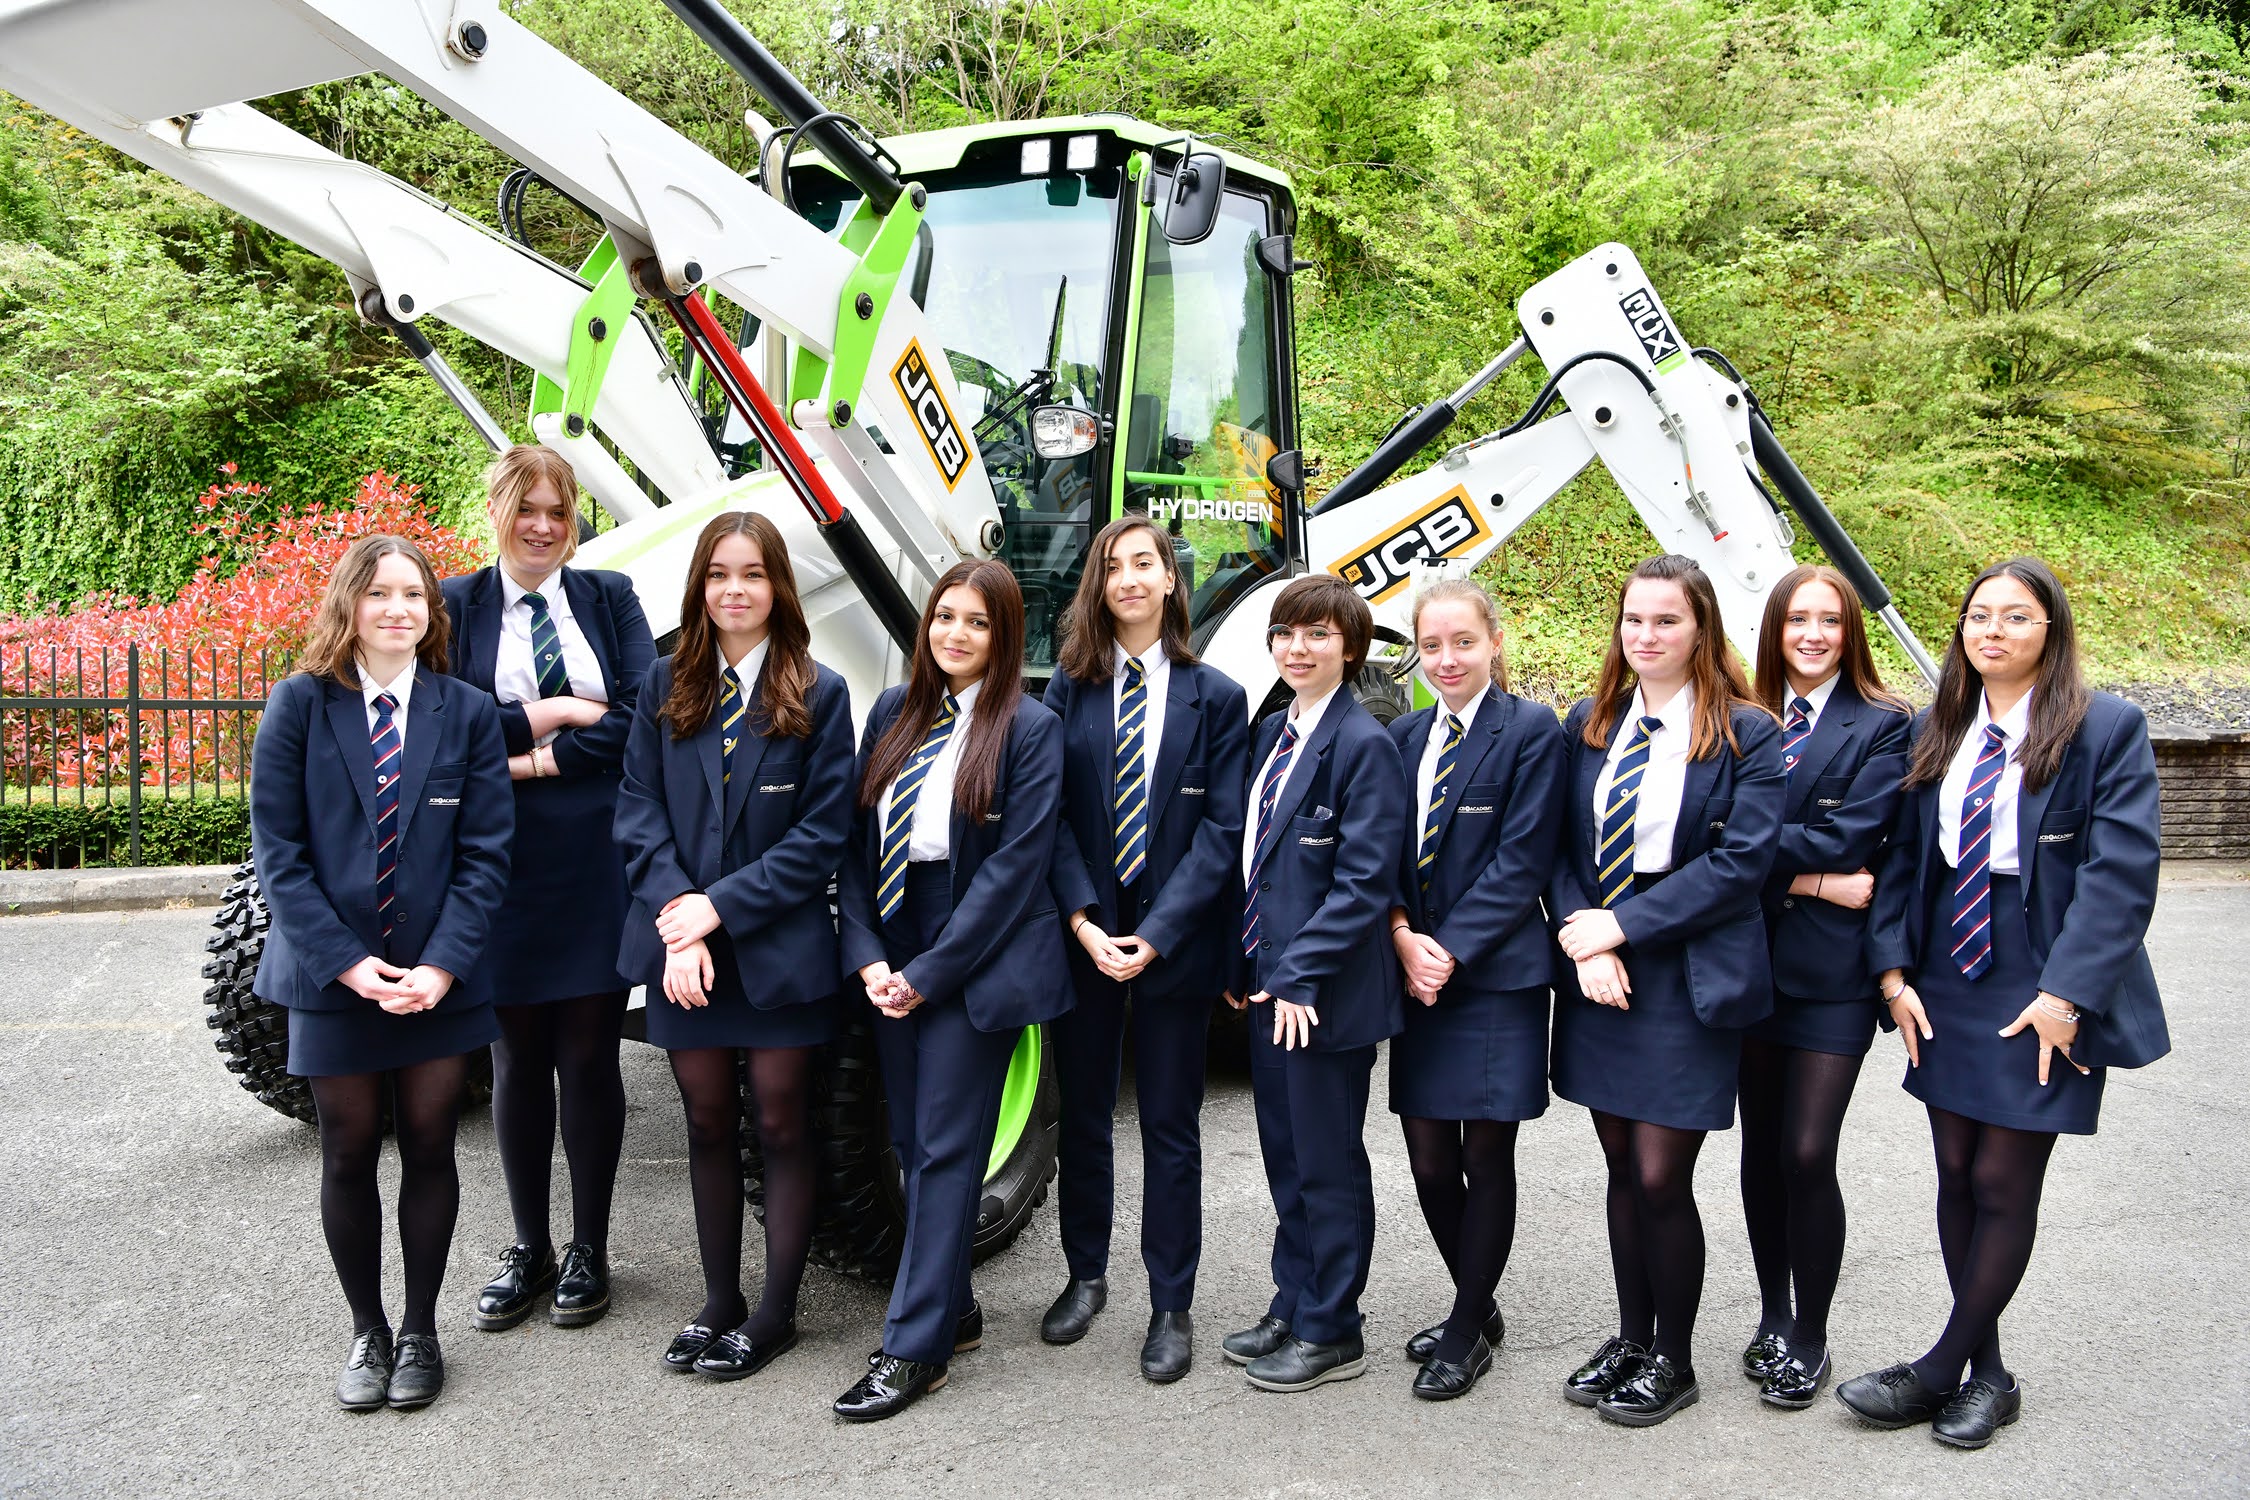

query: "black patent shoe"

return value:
[1760, 1349, 1831, 1409]
[693, 1322, 798, 1382]
[1836, 1363, 1959, 1429]
[1597, 1351, 1699, 1426]
[662, 1322, 722, 1372]
[1407, 1306, 1504, 1364]
[386, 1333, 444, 1411]
[335, 1327, 393, 1412]
[834, 1354, 947, 1422]
[1244, 1335, 1366, 1392]
[1741, 1329, 1788, 1380]
[1412, 1335, 1493, 1402]
[472, 1243, 556, 1331]
[1931, 1377, 2022, 1449]
[1040, 1277, 1108, 1345]
[1221, 1315, 1292, 1366]
[1563, 1336, 1646, 1407]
[550, 1242, 610, 1327]
[867, 1300, 983, 1370]
[1141, 1310, 1193, 1383]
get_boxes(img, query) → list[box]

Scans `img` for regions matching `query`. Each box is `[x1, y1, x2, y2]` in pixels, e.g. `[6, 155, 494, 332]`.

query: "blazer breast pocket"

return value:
[1175, 762, 1207, 799]
[2036, 806, 2087, 851]
[1289, 811, 1337, 851]
[1453, 781, 1504, 817]
[1808, 773, 1852, 814]
[756, 755, 802, 798]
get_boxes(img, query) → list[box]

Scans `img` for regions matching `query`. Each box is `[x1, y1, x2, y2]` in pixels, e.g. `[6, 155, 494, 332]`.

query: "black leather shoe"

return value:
[335, 1328, 393, 1412]
[471, 1243, 556, 1331]
[1140, 1310, 1193, 1383]
[1760, 1349, 1831, 1409]
[1406, 1306, 1504, 1364]
[1245, 1335, 1366, 1392]
[1931, 1377, 2022, 1449]
[1741, 1329, 1788, 1380]
[1836, 1363, 1959, 1429]
[1597, 1351, 1699, 1426]
[1412, 1335, 1493, 1401]
[662, 1322, 722, 1372]
[867, 1301, 983, 1370]
[1221, 1315, 1292, 1366]
[693, 1323, 798, 1382]
[1041, 1277, 1108, 1345]
[1563, 1336, 1646, 1407]
[549, 1242, 609, 1327]
[834, 1354, 947, 1422]
[386, 1333, 444, 1411]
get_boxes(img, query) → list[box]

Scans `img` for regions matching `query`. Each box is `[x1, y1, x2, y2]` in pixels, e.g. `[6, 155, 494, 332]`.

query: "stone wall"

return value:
[2152, 727, 2250, 860]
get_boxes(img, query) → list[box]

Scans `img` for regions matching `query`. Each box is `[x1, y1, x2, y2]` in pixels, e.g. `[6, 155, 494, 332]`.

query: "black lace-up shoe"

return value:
[834, 1354, 946, 1422]
[1564, 1337, 1646, 1407]
[1597, 1351, 1699, 1426]
[472, 1243, 556, 1331]
[335, 1328, 392, 1412]
[386, 1333, 444, 1410]
[1931, 1377, 2022, 1449]
[549, 1242, 609, 1327]
[1836, 1363, 1959, 1428]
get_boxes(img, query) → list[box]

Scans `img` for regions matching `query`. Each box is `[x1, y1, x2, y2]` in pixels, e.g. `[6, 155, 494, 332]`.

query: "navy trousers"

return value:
[1248, 1026, 1378, 1345]
[1054, 975, 1211, 1310]
[870, 864, 1022, 1366]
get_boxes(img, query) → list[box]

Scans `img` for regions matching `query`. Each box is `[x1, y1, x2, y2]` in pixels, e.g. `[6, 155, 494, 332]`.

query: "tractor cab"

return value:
[786, 119, 1307, 680]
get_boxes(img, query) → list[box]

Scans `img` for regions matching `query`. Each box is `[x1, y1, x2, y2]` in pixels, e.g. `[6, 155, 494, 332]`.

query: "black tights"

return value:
[1911, 1106, 2056, 1389]
[1401, 1117, 1520, 1364]
[310, 1057, 468, 1338]
[669, 1046, 816, 1342]
[491, 992, 629, 1255]
[1737, 1038, 1864, 1360]
[1590, 1111, 1707, 1365]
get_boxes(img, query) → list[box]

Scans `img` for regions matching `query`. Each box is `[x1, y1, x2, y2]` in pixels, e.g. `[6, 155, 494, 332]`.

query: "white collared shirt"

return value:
[1417, 687, 1489, 830]
[1593, 683, 1696, 875]
[1113, 644, 1171, 799]
[360, 659, 415, 749]
[1784, 671, 1841, 732]
[495, 570, 607, 738]
[879, 678, 983, 862]
[1939, 687, 2034, 875]
[1242, 683, 1341, 880]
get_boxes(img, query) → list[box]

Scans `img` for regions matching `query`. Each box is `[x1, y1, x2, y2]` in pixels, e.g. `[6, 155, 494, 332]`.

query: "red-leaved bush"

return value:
[1, 467, 485, 789]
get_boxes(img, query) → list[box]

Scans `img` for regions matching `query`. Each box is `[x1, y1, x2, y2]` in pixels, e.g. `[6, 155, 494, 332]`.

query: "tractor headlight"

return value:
[1030, 406, 1100, 459]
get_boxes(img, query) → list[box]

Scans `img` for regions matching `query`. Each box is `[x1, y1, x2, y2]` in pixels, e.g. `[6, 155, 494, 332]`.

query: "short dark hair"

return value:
[1269, 574, 1373, 677]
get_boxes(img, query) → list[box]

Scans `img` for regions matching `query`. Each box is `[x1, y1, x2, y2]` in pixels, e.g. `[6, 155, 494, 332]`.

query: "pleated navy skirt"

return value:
[288, 996, 500, 1078]
[1903, 874, 2105, 1135]
[1389, 984, 1551, 1122]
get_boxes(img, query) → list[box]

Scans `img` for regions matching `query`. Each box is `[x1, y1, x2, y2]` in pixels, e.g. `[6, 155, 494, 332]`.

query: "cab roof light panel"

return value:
[1066, 134, 1099, 172]
[1020, 138, 1053, 176]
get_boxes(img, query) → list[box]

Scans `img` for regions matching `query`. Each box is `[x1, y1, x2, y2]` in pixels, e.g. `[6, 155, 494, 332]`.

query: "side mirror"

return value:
[1030, 406, 1100, 459]
[1265, 448, 1309, 492]
[1156, 149, 1227, 246]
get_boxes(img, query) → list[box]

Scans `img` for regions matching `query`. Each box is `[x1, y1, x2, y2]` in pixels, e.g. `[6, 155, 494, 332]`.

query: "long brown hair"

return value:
[1583, 554, 1769, 759]
[858, 558, 1027, 824]
[298, 534, 451, 686]
[1056, 516, 1196, 681]
[484, 443, 582, 569]
[662, 512, 817, 740]
[1411, 578, 1509, 693]
[1753, 564, 1911, 716]
[1904, 556, 2089, 793]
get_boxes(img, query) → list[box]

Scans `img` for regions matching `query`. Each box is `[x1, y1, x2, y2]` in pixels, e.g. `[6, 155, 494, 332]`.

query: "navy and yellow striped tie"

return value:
[719, 666, 745, 783]
[521, 591, 572, 699]
[877, 693, 961, 920]
[1114, 657, 1150, 886]
[1417, 711, 1465, 898]
[1596, 715, 1664, 908]
[1241, 722, 1299, 956]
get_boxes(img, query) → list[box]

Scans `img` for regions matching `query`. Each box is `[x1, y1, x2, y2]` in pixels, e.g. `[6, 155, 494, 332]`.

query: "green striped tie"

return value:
[877, 693, 961, 920]
[1114, 657, 1150, 886]
[1417, 711, 1465, 898]
[521, 591, 572, 699]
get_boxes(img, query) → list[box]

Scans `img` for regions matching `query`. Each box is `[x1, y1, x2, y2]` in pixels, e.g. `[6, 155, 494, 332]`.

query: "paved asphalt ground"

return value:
[4, 877, 2247, 1499]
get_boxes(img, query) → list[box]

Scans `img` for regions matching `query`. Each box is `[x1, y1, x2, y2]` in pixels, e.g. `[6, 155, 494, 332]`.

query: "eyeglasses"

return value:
[1266, 625, 1337, 649]
[1960, 609, 2049, 637]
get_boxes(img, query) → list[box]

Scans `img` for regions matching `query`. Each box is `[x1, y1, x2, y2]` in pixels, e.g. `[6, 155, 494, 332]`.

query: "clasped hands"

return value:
[341, 956, 456, 1014]
[1557, 908, 1631, 1010]
[654, 891, 723, 1009]
[857, 961, 924, 1018]
[1070, 913, 1158, 983]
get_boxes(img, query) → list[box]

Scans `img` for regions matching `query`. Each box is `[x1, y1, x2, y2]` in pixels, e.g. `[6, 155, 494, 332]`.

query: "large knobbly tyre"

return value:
[200, 860, 493, 1123]
[742, 1011, 1060, 1282]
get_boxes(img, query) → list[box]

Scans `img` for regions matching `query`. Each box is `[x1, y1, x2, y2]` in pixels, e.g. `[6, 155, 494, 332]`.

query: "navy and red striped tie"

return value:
[1950, 724, 2008, 979]
[1781, 696, 1813, 780]
[1241, 722, 1299, 956]
[371, 691, 401, 941]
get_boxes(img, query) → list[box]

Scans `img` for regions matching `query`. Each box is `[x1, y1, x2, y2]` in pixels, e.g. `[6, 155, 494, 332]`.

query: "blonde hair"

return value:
[484, 444, 581, 568]
[1410, 578, 1508, 691]
[298, 535, 451, 686]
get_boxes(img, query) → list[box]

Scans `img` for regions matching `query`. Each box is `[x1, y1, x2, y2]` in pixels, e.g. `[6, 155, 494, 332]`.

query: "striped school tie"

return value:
[719, 666, 745, 783]
[1417, 711, 1465, 899]
[521, 591, 573, 699]
[1781, 696, 1813, 781]
[876, 693, 961, 921]
[1595, 715, 1664, 908]
[371, 692, 401, 940]
[1950, 724, 2009, 980]
[1241, 722, 1299, 956]
[1114, 657, 1150, 886]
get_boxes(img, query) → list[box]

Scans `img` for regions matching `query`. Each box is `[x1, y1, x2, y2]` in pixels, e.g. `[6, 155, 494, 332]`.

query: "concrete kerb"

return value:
[0, 863, 237, 916]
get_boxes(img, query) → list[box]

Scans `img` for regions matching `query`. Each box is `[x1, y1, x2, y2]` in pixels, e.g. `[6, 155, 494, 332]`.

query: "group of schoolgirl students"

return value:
[252, 442, 2166, 1445]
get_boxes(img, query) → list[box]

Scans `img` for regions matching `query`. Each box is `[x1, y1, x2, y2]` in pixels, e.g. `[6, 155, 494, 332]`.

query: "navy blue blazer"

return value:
[1760, 682, 1912, 1003]
[251, 669, 514, 1010]
[1389, 691, 1566, 994]
[612, 655, 855, 1010]
[1549, 699, 1786, 1029]
[1868, 691, 2167, 1069]
[837, 685, 1072, 1033]
[1233, 693, 1409, 1052]
[1045, 658, 1250, 1004]
[440, 566, 653, 771]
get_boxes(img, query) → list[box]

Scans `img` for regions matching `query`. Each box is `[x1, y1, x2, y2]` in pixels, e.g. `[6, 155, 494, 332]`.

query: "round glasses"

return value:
[1961, 609, 2049, 637]
[1266, 625, 1338, 649]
